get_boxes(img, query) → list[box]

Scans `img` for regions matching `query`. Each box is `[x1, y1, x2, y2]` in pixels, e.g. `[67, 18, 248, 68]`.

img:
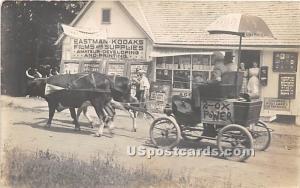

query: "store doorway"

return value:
[241, 50, 261, 69]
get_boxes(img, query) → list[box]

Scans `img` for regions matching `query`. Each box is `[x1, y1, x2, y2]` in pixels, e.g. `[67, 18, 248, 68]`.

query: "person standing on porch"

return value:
[132, 67, 142, 101]
[137, 69, 150, 109]
[247, 61, 260, 98]
[239, 62, 248, 94]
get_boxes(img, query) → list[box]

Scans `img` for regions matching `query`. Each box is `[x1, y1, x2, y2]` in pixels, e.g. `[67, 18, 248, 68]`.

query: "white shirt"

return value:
[139, 75, 150, 90]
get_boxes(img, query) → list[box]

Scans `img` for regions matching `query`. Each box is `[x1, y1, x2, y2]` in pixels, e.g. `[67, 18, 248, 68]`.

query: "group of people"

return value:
[213, 52, 261, 98]
[192, 52, 261, 109]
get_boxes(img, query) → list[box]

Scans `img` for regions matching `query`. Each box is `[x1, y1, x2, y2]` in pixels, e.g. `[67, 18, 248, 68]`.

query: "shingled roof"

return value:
[57, 1, 300, 48]
[121, 1, 300, 47]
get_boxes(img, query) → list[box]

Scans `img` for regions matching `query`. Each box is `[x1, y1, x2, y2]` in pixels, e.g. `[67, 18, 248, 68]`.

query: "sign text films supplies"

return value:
[70, 38, 147, 60]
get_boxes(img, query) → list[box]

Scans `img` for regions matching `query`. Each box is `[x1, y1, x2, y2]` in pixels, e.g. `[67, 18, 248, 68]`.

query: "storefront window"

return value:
[192, 55, 210, 70]
[173, 70, 190, 89]
[156, 69, 172, 81]
[173, 55, 191, 89]
[155, 54, 213, 91]
[156, 57, 173, 83]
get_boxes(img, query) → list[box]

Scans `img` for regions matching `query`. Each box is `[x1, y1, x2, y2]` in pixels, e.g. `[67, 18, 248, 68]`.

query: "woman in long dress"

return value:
[247, 62, 260, 98]
[239, 62, 248, 94]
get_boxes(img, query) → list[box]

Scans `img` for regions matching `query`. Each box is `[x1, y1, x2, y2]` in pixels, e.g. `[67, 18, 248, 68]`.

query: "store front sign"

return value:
[71, 38, 146, 60]
[264, 98, 290, 111]
[278, 74, 296, 99]
[273, 52, 298, 72]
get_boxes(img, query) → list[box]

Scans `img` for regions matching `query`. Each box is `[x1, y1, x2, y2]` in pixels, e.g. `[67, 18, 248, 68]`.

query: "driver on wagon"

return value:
[192, 52, 234, 137]
[192, 52, 234, 110]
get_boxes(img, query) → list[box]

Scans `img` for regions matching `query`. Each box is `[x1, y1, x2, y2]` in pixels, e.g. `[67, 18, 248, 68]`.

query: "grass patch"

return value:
[0, 147, 178, 188]
[0, 147, 234, 188]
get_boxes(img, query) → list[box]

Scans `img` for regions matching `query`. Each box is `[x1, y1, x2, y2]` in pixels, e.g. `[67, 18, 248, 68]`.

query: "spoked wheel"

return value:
[250, 120, 271, 151]
[129, 106, 155, 126]
[181, 125, 204, 142]
[143, 111, 155, 125]
[150, 117, 181, 149]
[217, 124, 254, 162]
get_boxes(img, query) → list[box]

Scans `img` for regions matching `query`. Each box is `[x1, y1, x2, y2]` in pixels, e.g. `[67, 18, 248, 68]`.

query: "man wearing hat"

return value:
[201, 52, 234, 137]
[211, 52, 234, 81]
[193, 52, 234, 109]
[136, 69, 150, 108]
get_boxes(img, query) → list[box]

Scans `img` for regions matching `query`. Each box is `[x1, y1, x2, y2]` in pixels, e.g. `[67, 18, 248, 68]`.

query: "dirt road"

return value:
[1, 96, 299, 188]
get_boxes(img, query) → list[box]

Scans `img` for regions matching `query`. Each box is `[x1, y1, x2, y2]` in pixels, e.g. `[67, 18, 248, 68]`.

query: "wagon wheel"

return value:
[250, 120, 271, 151]
[217, 124, 253, 162]
[150, 117, 181, 149]
[129, 106, 155, 125]
[181, 125, 204, 142]
[143, 111, 155, 124]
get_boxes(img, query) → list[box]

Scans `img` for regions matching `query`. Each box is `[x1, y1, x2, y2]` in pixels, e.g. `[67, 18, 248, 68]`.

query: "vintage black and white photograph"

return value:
[0, 0, 299, 187]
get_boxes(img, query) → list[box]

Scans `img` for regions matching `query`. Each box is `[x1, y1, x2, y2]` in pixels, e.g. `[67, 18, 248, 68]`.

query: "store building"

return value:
[55, 1, 300, 124]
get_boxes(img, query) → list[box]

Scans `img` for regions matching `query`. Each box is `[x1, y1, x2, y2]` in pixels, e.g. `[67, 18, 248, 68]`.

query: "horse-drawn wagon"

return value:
[149, 72, 271, 162]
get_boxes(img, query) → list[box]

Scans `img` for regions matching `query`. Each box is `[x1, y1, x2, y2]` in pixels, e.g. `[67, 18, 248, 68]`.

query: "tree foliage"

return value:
[1, 1, 86, 95]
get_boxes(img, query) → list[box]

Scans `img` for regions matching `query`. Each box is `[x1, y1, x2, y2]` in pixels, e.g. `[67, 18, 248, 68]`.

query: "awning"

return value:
[150, 48, 215, 57]
[61, 24, 107, 39]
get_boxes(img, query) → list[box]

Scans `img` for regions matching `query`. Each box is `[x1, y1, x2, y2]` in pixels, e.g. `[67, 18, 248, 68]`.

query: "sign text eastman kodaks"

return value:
[71, 38, 146, 60]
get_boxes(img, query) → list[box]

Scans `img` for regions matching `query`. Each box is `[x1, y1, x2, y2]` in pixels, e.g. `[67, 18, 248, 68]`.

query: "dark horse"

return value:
[26, 72, 132, 136]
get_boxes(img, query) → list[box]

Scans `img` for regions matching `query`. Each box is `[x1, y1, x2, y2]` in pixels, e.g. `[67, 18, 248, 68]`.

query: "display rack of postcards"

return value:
[148, 82, 172, 113]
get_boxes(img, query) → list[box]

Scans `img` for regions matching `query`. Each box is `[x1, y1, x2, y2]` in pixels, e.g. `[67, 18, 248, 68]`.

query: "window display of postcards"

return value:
[273, 52, 298, 72]
[174, 55, 191, 70]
